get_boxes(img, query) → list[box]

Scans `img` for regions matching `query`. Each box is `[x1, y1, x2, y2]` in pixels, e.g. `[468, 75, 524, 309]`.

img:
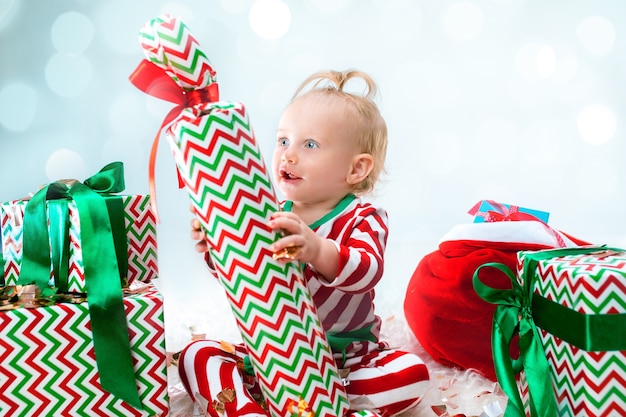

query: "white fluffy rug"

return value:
[163, 309, 507, 417]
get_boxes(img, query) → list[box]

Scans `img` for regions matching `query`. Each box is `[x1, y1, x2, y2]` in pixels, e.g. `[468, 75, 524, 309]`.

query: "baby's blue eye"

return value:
[278, 138, 289, 146]
[304, 139, 319, 149]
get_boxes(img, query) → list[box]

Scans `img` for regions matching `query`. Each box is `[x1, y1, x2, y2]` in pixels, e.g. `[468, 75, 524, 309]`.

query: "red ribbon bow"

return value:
[479, 201, 540, 223]
[468, 200, 566, 247]
[129, 59, 220, 222]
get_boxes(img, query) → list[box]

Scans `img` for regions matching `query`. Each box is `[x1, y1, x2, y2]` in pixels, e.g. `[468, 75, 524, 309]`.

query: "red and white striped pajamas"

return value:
[178, 194, 430, 416]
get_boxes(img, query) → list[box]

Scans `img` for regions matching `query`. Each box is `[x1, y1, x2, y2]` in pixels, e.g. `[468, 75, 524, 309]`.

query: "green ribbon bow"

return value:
[473, 246, 626, 417]
[18, 161, 142, 409]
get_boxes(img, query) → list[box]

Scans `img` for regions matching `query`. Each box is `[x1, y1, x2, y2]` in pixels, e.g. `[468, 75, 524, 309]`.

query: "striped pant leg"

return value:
[178, 339, 268, 417]
[347, 410, 383, 416]
[344, 349, 430, 416]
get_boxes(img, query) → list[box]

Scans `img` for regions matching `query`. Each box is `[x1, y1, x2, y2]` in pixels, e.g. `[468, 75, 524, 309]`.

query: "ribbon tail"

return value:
[148, 105, 185, 224]
[48, 200, 71, 293]
[19, 185, 56, 289]
[492, 308, 526, 417]
[519, 322, 558, 417]
[148, 129, 161, 224]
[473, 263, 527, 417]
[70, 183, 142, 409]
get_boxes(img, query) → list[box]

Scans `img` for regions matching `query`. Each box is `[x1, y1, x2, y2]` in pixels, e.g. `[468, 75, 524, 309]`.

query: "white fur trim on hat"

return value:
[440, 221, 578, 248]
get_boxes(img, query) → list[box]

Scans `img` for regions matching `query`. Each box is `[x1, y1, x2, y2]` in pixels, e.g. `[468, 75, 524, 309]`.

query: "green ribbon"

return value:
[473, 246, 626, 417]
[19, 162, 142, 409]
[48, 199, 71, 293]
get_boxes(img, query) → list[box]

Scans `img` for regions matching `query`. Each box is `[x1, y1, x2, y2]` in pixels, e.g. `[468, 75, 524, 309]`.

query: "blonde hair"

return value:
[290, 69, 388, 195]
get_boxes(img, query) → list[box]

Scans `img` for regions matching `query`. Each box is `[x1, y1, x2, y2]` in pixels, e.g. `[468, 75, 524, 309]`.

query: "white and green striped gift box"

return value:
[1, 193, 158, 291]
[474, 246, 626, 417]
[0, 282, 169, 416]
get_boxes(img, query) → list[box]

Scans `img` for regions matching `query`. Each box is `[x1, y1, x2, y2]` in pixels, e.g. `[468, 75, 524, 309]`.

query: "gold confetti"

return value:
[272, 245, 302, 260]
[211, 399, 225, 415]
[220, 340, 237, 354]
[287, 398, 315, 417]
[216, 388, 236, 404]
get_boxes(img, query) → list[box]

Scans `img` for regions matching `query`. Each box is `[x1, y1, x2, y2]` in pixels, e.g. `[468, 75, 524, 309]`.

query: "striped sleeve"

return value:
[322, 203, 388, 293]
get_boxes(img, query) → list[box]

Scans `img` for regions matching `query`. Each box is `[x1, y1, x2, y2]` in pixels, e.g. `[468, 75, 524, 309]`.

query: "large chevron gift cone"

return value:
[0, 283, 168, 416]
[130, 14, 349, 417]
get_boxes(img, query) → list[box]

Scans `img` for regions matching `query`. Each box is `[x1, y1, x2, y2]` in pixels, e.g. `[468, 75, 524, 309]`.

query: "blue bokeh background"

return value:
[2, 0, 625, 346]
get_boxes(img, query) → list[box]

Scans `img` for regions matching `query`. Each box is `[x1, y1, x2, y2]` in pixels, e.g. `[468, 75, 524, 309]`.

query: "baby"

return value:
[179, 69, 429, 417]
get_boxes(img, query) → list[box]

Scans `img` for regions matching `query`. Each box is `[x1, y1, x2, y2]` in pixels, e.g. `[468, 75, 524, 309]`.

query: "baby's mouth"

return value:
[280, 169, 300, 180]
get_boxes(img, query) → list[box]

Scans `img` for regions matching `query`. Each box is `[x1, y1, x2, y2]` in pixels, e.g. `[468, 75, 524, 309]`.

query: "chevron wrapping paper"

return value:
[518, 249, 626, 417]
[131, 14, 349, 417]
[1, 194, 158, 291]
[0, 283, 168, 416]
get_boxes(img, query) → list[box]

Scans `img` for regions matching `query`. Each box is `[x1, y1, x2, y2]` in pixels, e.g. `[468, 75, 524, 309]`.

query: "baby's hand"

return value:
[190, 205, 209, 254]
[267, 211, 321, 264]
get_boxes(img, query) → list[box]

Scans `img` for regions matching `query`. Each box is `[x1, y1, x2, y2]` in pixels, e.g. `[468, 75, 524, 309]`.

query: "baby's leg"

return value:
[344, 349, 430, 416]
[347, 410, 384, 416]
[178, 339, 268, 417]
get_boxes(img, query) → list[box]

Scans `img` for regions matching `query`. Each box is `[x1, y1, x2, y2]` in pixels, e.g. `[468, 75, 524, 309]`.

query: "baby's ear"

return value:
[347, 153, 374, 186]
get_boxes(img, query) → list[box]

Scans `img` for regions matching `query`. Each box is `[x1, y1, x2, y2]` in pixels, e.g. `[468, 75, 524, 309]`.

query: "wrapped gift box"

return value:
[0, 282, 169, 416]
[520, 248, 626, 416]
[1, 171, 158, 291]
[129, 15, 349, 417]
[474, 247, 626, 417]
[468, 199, 550, 224]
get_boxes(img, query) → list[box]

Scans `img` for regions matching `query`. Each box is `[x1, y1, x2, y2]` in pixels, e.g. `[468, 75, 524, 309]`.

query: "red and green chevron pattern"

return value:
[1, 195, 158, 290]
[1, 201, 26, 284]
[0, 283, 168, 416]
[519, 251, 626, 416]
[123, 195, 159, 285]
[139, 14, 215, 89]
[135, 14, 349, 417]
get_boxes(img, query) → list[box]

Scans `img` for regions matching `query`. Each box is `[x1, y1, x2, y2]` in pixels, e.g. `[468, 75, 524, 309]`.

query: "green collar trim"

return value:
[283, 194, 356, 229]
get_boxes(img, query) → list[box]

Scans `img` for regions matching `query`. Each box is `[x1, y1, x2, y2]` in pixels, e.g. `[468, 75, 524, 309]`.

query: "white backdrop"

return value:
[1, 0, 625, 349]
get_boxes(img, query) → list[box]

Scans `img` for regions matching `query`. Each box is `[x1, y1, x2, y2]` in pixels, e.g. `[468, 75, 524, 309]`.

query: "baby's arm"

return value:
[268, 211, 338, 282]
[328, 210, 387, 293]
[268, 206, 387, 288]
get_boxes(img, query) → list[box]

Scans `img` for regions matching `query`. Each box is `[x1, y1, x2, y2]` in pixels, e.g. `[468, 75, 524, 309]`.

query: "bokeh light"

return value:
[536, 45, 556, 79]
[548, 45, 578, 84]
[515, 42, 545, 82]
[51, 12, 94, 54]
[249, 0, 291, 39]
[0, 83, 37, 132]
[92, 0, 151, 55]
[109, 92, 156, 138]
[577, 104, 617, 145]
[45, 148, 87, 181]
[577, 16, 616, 56]
[442, 1, 484, 42]
[45, 53, 93, 98]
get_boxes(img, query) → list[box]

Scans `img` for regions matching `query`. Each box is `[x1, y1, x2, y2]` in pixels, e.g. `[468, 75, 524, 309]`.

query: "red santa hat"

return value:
[404, 220, 589, 381]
